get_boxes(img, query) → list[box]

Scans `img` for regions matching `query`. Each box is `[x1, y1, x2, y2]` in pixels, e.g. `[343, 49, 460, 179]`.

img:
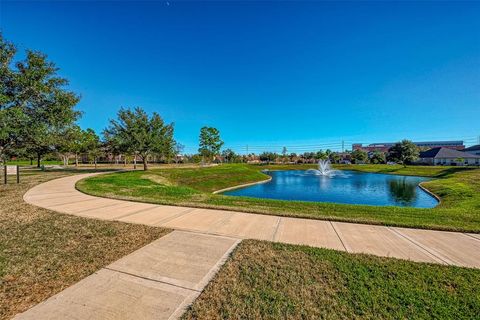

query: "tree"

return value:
[351, 149, 368, 164]
[329, 152, 341, 164]
[83, 129, 102, 169]
[198, 126, 223, 162]
[315, 150, 327, 160]
[4, 44, 81, 167]
[221, 148, 236, 163]
[302, 152, 315, 163]
[370, 151, 386, 164]
[0, 35, 27, 162]
[259, 151, 277, 163]
[0, 107, 26, 163]
[55, 124, 81, 165]
[104, 107, 175, 170]
[103, 124, 125, 165]
[289, 152, 298, 163]
[387, 140, 419, 166]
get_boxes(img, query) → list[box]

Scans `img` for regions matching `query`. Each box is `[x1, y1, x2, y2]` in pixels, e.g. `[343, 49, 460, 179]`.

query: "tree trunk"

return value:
[124, 155, 127, 167]
[143, 158, 148, 171]
[30, 158, 33, 165]
[75, 153, 78, 167]
[133, 156, 137, 170]
[36, 153, 41, 168]
[94, 157, 97, 169]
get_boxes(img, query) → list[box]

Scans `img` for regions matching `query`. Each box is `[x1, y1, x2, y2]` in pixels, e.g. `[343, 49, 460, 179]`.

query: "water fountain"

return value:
[307, 159, 337, 177]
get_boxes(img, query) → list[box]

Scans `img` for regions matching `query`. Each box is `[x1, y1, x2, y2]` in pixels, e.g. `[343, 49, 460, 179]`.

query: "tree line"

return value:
[1, 35, 226, 170]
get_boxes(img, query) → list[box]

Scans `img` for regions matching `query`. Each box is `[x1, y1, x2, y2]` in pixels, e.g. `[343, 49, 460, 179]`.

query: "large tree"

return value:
[315, 150, 328, 160]
[1, 35, 80, 166]
[198, 126, 223, 162]
[18, 51, 81, 167]
[0, 34, 26, 162]
[351, 149, 368, 164]
[221, 148, 237, 163]
[370, 151, 386, 164]
[104, 107, 175, 170]
[387, 140, 419, 166]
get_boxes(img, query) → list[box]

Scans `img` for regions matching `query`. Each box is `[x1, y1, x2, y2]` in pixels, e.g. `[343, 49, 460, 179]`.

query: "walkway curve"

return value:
[24, 172, 480, 269]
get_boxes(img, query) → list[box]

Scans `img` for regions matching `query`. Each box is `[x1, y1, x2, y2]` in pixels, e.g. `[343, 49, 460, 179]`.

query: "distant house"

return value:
[418, 147, 480, 166]
[463, 144, 480, 156]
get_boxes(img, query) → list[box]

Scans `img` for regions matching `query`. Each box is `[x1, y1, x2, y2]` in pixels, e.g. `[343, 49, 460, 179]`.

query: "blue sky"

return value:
[1, 1, 479, 153]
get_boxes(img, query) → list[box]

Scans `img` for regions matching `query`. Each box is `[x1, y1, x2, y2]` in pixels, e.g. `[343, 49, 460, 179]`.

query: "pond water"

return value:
[222, 170, 438, 208]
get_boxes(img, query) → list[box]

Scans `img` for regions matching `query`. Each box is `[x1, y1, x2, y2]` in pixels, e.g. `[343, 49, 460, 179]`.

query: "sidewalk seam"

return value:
[74, 201, 137, 214]
[389, 228, 452, 265]
[46, 197, 102, 209]
[154, 208, 198, 226]
[329, 221, 349, 252]
[104, 267, 201, 293]
[271, 217, 282, 241]
[464, 233, 480, 242]
[111, 204, 164, 220]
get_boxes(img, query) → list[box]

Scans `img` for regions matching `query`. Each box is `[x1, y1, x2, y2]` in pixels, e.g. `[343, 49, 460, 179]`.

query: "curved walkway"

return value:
[24, 173, 480, 269]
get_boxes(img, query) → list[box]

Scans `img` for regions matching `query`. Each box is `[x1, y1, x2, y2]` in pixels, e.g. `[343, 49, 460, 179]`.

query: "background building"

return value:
[353, 141, 464, 152]
[463, 145, 480, 156]
[418, 147, 480, 166]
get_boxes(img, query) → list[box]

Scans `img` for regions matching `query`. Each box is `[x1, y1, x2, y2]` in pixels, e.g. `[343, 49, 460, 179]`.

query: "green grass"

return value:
[76, 163, 480, 232]
[333, 163, 472, 177]
[5, 160, 63, 166]
[183, 240, 480, 319]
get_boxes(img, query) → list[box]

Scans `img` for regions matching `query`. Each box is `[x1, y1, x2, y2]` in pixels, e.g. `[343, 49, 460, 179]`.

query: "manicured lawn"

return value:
[0, 169, 170, 319]
[183, 240, 480, 319]
[333, 163, 470, 177]
[5, 160, 63, 166]
[76, 164, 480, 232]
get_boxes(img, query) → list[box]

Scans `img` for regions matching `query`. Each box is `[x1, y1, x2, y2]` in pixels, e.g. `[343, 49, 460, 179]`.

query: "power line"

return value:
[178, 135, 479, 154]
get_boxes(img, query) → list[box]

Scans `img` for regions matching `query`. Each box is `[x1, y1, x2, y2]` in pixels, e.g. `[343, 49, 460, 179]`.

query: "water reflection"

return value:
[388, 178, 417, 206]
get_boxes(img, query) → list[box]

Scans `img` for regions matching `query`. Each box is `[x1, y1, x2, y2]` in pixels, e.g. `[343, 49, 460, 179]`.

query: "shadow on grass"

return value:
[432, 167, 478, 178]
[372, 166, 476, 178]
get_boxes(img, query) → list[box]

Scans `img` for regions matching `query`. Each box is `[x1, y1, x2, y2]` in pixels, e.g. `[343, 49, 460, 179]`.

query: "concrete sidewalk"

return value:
[24, 173, 480, 268]
[15, 231, 240, 320]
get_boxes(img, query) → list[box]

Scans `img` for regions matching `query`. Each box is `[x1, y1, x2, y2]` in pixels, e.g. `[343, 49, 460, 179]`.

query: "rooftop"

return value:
[419, 147, 479, 159]
[464, 144, 480, 152]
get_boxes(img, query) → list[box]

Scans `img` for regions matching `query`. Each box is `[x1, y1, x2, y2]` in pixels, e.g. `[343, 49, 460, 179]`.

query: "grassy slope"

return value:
[76, 164, 480, 232]
[183, 240, 480, 319]
[0, 169, 170, 319]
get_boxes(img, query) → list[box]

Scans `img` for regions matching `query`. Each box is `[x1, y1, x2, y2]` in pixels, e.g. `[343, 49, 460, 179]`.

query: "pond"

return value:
[222, 170, 438, 208]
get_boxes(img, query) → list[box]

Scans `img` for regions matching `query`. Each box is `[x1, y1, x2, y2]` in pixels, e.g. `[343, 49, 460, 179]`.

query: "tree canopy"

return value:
[104, 107, 175, 170]
[0, 34, 81, 166]
[198, 126, 223, 162]
[387, 140, 419, 166]
[370, 151, 386, 164]
[351, 149, 368, 164]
